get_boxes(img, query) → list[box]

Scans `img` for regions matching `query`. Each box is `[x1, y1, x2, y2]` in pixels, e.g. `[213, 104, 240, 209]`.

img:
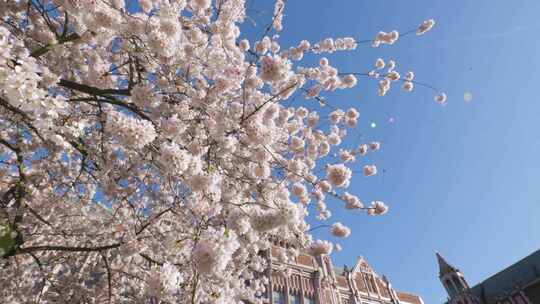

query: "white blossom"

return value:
[417, 19, 436, 35]
[309, 239, 333, 255]
[369, 142, 381, 151]
[375, 58, 385, 69]
[343, 192, 364, 210]
[326, 164, 352, 188]
[260, 55, 291, 82]
[373, 30, 399, 47]
[405, 71, 415, 81]
[435, 92, 448, 105]
[402, 81, 414, 92]
[193, 229, 240, 276]
[0, 2, 443, 302]
[363, 165, 378, 177]
[331, 222, 351, 238]
[358, 144, 369, 156]
[368, 201, 389, 216]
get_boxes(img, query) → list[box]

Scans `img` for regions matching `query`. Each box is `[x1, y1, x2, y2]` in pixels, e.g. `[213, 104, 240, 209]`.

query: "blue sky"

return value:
[243, 0, 540, 302]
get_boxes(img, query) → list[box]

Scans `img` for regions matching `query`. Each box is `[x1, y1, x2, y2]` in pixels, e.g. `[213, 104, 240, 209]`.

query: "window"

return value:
[452, 276, 464, 292]
[273, 291, 285, 304]
[290, 294, 301, 304]
[304, 296, 316, 304]
[446, 279, 458, 296]
[364, 274, 377, 293]
[513, 294, 527, 304]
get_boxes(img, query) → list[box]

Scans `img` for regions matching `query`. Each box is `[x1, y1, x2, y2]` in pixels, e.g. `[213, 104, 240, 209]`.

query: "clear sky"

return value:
[242, 0, 540, 303]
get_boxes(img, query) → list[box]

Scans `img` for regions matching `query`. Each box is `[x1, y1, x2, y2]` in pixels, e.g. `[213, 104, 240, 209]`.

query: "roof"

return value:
[470, 249, 540, 302]
[336, 258, 423, 304]
[397, 291, 424, 304]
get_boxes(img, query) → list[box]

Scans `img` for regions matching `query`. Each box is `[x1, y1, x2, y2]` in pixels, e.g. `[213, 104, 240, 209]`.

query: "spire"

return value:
[436, 252, 474, 302]
[436, 252, 459, 277]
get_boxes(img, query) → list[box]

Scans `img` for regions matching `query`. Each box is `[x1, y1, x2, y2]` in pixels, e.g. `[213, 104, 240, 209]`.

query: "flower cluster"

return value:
[343, 192, 365, 209]
[106, 110, 157, 149]
[331, 222, 352, 238]
[0, 1, 443, 302]
[363, 165, 378, 177]
[193, 228, 240, 276]
[418, 19, 436, 35]
[373, 30, 400, 47]
[435, 92, 448, 105]
[309, 239, 334, 255]
[326, 164, 353, 188]
[368, 201, 390, 216]
[312, 37, 357, 53]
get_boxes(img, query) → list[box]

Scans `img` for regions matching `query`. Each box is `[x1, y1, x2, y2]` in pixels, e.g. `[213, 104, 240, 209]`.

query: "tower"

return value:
[436, 252, 480, 304]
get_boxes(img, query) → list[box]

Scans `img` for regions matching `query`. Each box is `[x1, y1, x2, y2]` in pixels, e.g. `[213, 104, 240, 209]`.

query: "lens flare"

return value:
[464, 92, 473, 102]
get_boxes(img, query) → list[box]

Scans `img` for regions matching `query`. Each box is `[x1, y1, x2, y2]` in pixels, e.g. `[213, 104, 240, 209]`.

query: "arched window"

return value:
[365, 274, 377, 294]
[446, 278, 458, 297]
[371, 276, 378, 293]
[452, 276, 464, 292]
[304, 296, 315, 304]
[513, 293, 527, 304]
[290, 294, 301, 304]
[272, 290, 285, 304]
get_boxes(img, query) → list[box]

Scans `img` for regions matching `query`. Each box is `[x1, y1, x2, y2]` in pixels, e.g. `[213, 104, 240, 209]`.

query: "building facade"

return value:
[437, 250, 540, 304]
[261, 239, 424, 304]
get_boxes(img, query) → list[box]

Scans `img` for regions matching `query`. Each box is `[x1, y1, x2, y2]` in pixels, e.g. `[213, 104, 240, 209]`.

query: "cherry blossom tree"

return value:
[0, 0, 443, 302]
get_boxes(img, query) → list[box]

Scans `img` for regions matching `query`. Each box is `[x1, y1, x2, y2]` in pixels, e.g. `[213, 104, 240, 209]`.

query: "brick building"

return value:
[260, 239, 424, 304]
[437, 249, 540, 304]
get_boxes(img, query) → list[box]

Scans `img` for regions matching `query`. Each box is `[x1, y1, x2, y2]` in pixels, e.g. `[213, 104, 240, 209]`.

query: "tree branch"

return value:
[17, 243, 121, 254]
[59, 79, 131, 96]
[101, 253, 113, 303]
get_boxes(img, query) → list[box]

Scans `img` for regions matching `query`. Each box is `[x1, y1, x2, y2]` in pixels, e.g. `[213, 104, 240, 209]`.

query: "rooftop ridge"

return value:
[472, 248, 540, 289]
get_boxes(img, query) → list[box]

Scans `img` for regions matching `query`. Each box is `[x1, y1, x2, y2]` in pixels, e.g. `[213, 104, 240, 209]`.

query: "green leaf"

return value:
[0, 224, 17, 257]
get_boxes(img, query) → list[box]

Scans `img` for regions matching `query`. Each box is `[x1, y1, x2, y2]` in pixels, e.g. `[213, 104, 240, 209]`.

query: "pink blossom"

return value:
[0, 2, 444, 301]
[358, 144, 369, 156]
[331, 222, 351, 238]
[326, 164, 352, 188]
[343, 192, 364, 209]
[363, 165, 378, 177]
[369, 142, 381, 151]
[309, 239, 333, 255]
[402, 81, 414, 92]
[375, 58, 385, 69]
[435, 92, 448, 105]
[260, 55, 291, 82]
[417, 19, 436, 35]
[368, 201, 389, 216]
